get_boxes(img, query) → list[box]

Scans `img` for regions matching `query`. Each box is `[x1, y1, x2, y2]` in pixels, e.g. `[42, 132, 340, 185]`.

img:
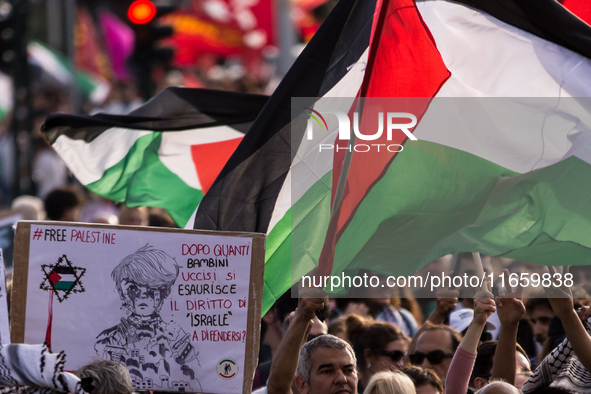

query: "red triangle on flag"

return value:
[49, 271, 62, 285]
[561, 0, 591, 25]
[191, 137, 243, 194]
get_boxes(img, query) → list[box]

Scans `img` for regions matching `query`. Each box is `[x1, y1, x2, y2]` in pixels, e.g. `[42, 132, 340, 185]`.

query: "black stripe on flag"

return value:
[439, 0, 591, 60]
[43, 87, 269, 144]
[194, 0, 377, 232]
[194, 0, 591, 235]
[52, 266, 75, 275]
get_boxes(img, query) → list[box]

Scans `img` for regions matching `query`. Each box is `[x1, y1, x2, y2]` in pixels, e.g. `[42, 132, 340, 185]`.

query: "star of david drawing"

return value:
[40, 255, 86, 302]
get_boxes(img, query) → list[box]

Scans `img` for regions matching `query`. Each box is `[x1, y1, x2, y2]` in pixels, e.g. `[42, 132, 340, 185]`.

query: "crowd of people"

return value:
[253, 269, 591, 394]
[1, 184, 591, 394]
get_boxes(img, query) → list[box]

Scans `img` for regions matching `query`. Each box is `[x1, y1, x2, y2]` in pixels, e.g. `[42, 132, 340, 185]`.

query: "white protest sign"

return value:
[11, 222, 265, 394]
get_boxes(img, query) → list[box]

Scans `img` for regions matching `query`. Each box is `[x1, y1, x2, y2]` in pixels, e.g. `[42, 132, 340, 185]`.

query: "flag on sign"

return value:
[48, 266, 77, 291]
[194, 0, 591, 313]
[43, 87, 268, 227]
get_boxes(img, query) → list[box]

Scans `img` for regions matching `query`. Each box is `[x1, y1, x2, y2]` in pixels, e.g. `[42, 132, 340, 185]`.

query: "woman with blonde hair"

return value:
[363, 371, 416, 394]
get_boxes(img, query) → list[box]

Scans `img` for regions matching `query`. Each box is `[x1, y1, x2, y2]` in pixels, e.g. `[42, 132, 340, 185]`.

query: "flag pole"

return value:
[471, 252, 488, 292]
[329, 114, 358, 223]
[318, 0, 389, 276]
[329, 0, 390, 224]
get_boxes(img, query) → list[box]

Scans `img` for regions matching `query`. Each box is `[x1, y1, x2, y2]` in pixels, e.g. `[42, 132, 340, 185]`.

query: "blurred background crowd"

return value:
[0, 0, 335, 207]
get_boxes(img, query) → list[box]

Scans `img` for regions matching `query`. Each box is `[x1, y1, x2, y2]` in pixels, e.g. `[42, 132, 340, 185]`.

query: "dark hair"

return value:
[274, 290, 300, 323]
[75, 359, 133, 394]
[148, 212, 177, 228]
[44, 187, 81, 220]
[328, 315, 348, 341]
[420, 323, 463, 353]
[402, 366, 443, 393]
[346, 314, 409, 368]
[471, 341, 530, 383]
[524, 297, 552, 315]
[471, 341, 496, 382]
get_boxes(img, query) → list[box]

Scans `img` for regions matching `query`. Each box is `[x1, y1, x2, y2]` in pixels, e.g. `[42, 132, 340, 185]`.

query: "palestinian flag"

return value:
[43, 87, 268, 227]
[194, 0, 377, 312]
[320, 0, 591, 283]
[28, 41, 110, 105]
[48, 266, 77, 291]
[194, 0, 591, 312]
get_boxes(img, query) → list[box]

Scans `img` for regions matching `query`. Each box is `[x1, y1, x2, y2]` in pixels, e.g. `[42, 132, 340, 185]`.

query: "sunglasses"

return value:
[409, 350, 454, 366]
[371, 349, 405, 363]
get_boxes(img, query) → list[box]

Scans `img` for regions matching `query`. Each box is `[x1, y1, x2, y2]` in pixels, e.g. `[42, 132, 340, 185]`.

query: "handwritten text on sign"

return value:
[177, 243, 249, 342]
[26, 224, 255, 394]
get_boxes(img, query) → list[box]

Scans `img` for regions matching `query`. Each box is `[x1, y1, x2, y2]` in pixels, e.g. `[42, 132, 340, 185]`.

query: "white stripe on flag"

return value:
[159, 126, 245, 190]
[53, 128, 152, 184]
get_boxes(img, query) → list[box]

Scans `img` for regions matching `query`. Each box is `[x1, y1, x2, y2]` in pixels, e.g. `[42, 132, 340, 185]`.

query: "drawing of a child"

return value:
[95, 245, 199, 389]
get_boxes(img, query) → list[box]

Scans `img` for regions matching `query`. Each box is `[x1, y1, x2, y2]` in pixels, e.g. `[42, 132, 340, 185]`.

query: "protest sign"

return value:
[11, 222, 265, 394]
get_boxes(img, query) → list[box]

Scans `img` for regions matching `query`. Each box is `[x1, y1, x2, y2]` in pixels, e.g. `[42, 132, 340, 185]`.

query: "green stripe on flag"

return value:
[54, 281, 75, 290]
[262, 171, 332, 313]
[330, 141, 591, 290]
[0, 108, 8, 123]
[87, 133, 203, 227]
[262, 139, 591, 309]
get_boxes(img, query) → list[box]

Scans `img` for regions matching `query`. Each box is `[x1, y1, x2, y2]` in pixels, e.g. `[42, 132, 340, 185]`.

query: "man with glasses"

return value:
[409, 324, 462, 386]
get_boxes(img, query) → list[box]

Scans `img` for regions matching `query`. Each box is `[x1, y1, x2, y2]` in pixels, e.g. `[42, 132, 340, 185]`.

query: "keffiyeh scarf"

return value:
[522, 318, 591, 393]
[0, 343, 88, 394]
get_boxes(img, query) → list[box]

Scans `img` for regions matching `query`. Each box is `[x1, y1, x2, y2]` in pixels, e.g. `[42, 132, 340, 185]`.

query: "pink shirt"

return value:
[445, 347, 476, 394]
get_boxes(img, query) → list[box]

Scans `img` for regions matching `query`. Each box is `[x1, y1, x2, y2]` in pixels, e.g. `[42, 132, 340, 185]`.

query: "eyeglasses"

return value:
[408, 350, 454, 365]
[371, 349, 405, 363]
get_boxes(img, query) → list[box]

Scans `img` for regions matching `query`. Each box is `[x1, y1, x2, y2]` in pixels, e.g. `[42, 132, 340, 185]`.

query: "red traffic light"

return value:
[128, 0, 157, 24]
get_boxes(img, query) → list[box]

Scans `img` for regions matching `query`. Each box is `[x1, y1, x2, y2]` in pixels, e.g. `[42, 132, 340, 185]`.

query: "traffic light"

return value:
[128, 0, 156, 24]
[127, 0, 175, 99]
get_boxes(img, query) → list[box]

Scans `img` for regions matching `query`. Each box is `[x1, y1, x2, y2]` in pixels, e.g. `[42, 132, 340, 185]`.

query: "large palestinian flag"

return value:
[43, 88, 268, 227]
[194, 0, 377, 311]
[194, 0, 591, 312]
[320, 0, 591, 282]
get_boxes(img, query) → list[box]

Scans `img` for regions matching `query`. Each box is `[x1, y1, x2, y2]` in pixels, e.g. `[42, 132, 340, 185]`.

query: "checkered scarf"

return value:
[522, 318, 591, 393]
[0, 343, 88, 394]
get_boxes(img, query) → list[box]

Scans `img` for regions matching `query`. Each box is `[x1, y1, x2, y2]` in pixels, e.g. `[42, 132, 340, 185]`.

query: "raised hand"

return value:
[577, 306, 591, 324]
[296, 285, 327, 322]
[495, 269, 525, 326]
[343, 302, 370, 318]
[544, 266, 573, 319]
[428, 288, 459, 324]
[473, 282, 495, 326]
